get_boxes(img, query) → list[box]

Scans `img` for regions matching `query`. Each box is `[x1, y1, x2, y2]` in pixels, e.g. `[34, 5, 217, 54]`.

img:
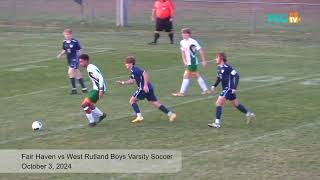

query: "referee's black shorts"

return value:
[155, 17, 173, 32]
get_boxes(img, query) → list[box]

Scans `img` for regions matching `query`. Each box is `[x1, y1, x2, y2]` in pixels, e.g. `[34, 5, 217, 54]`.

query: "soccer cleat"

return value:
[169, 113, 177, 122]
[131, 116, 144, 123]
[71, 89, 77, 95]
[208, 122, 221, 128]
[88, 122, 97, 127]
[148, 42, 157, 45]
[82, 88, 88, 93]
[246, 112, 256, 124]
[97, 113, 107, 123]
[172, 92, 186, 97]
[201, 90, 212, 95]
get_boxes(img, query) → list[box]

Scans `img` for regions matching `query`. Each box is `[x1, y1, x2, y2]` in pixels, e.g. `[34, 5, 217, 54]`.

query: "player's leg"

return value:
[194, 72, 210, 95]
[130, 90, 144, 123]
[68, 67, 77, 94]
[149, 18, 162, 45]
[172, 70, 192, 96]
[75, 66, 87, 93]
[165, 18, 174, 44]
[81, 97, 96, 127]
[231, 98, 255, 124]
[82, 90, 106, 127]
[147, 89, 176, 122]
[208, 89, 228, 128]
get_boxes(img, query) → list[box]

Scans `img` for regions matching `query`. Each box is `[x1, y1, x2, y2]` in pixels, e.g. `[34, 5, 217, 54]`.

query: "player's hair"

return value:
[217, 52, 227, 62]
[63, 28, 73, 34]
[79, 54, 90, 61]
[125, 56, 136, 65]
[181, 28, 192, 34]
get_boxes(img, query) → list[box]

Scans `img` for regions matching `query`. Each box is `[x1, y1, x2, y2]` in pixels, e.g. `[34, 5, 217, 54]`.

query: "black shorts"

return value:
[133, 88, 158, 102]
[156, 17, 173, 32]
[219, 88, 237, 101]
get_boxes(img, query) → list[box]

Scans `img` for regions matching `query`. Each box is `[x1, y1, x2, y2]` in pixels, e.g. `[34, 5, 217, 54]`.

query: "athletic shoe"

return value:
[97, 113, 107, 123]
[88, 122, 97, 127]
[208, 122, 221, 128]
[131, 116, 144, 123]
[246, 112, 256, 124]
[169, 113, 177, 122]
[172, 92, 186, 97]
[148, 42, 157, 45]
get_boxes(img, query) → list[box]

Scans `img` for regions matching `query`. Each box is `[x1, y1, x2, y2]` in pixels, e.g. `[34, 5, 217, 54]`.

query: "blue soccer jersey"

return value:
[213, 64, 239, 90]
[130, 66, 153, 90]
[62, 38, 81, 68]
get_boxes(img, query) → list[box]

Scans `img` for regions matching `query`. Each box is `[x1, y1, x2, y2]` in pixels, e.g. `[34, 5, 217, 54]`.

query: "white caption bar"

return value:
[0, 150, 181, 173]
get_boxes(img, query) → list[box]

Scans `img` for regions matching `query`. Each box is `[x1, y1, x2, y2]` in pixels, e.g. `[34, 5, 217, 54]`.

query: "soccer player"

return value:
[57, 29, 87, 95]
[172, 28, 210, 96]
[79, 54, 107, 127]
[149, 0, 176, 45]
[116, 56, 177, 123]
[208, 52, 255, 128]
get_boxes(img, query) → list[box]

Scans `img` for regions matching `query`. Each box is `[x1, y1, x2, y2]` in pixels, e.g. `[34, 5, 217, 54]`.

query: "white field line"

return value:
[0, 73, 318, 145]
[6, 43, 111, 50]
[0, 48, 113, 69]
[186, 120, 320, 158]
[183, 0, 320, 6]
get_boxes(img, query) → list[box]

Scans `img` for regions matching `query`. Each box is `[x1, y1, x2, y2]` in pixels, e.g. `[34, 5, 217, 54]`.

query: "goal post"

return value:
[116, 0, 129, 27]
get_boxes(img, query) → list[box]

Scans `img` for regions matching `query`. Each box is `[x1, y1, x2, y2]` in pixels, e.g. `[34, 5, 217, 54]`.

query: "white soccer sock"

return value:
[215, 119, 221, 125]
[86, 113, 95, 123]
[180, 79, 191, 93]
[167, 111, 173, 116]
[92, 107, 103, 117]
[197, 76, 208, 92]
[137, 113, 143, 118]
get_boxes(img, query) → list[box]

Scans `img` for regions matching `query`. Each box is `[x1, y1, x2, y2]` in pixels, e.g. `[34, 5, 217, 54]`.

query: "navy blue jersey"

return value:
[62, 38, 81, 61]
[213, 64, 239, 89]
[130, 66, 153, 90]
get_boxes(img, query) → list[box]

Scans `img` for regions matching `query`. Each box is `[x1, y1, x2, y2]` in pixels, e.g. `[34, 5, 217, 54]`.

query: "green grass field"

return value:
[0, 0, 320, 179]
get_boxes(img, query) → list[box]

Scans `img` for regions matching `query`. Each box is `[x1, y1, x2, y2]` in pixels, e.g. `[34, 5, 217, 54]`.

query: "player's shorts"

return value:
[87, 90, 100, 103]
[219, 88, 236, 101]
[187, 64, 198, 72]
[156, 17, 173, 32]
[68, 58, 80, 69]
[133, 88, 158, 102]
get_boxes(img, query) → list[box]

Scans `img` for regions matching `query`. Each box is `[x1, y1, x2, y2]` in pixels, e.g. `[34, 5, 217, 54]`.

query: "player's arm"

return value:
[169, 0, 175, 21]
[143, 71, 150, 93]
[77, 41, 83, 55]
[116, 79, 135, 85]
[231, 70, 239, 93]
[199, 48, 208, 67]
[211, 76, 221, 92]
[92, 70, 105, 98]
[181, 50, 188, 66]
[151, 4, 156, 21]
[57, 50, 66, 59]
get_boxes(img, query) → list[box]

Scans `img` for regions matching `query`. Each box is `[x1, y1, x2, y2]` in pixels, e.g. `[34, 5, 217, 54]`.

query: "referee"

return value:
[149, 0, 176, 45]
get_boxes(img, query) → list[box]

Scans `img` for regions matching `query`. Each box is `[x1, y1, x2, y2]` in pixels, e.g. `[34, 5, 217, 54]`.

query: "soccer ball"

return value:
[32, 121, 43, 130]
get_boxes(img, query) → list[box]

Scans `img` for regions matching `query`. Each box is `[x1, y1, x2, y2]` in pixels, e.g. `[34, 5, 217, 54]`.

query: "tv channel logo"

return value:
[268, 11, 301, 24]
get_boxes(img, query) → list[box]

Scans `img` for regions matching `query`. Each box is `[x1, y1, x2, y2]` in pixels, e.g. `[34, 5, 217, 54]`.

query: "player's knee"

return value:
[81, 100, 95, 113]
[216, 100, 224, 106]
[129, 98, 137, 104]
[82, 105, 92, 113]
[150, 101, 160, 108]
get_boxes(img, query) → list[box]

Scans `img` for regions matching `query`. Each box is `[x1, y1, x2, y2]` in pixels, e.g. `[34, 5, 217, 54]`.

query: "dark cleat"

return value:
[97, 113, 107, 123]
[71, 89, 77, 95]
[82, 88, 88, 93]
[148, 42, 157, 45]
[88, 122, 97, 127]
